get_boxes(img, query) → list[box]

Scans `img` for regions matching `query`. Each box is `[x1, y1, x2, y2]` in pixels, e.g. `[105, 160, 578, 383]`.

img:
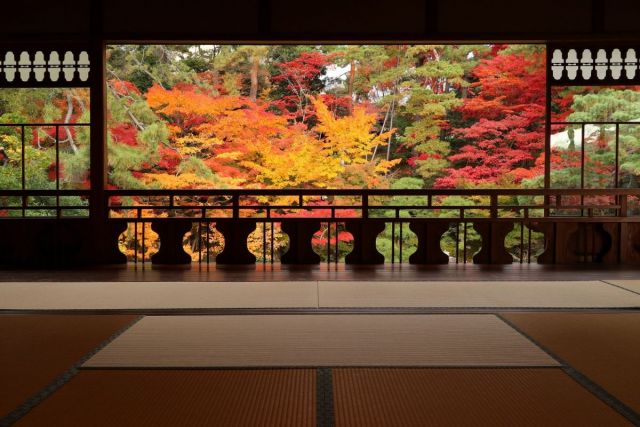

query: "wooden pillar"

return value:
[89, 0, 109, 263]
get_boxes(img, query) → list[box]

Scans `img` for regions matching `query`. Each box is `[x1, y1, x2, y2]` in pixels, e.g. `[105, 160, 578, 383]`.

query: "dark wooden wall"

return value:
[0, 0, 638, 43]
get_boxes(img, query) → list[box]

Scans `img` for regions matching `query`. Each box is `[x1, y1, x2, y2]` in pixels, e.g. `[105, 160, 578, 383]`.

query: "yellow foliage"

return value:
[375, 158, 402, 174]
[140, 172, 238, 189]
[312, 97, 396, 169]
[145, 86, 397, 191]
[147, 85, 241, 118]
[242, 131, 338, 188]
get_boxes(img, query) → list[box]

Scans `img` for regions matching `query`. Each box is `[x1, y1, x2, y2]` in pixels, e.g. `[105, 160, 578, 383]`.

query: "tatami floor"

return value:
[1, 266, 640, 426]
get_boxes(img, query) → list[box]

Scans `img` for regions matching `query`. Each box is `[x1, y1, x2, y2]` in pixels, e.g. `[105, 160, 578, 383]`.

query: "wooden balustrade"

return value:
[98, 188, 640, 266]
[0, 188, 639, 266]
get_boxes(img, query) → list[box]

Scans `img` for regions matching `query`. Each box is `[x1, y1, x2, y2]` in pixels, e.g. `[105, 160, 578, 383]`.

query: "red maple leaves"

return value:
[437, 51, 546, 187]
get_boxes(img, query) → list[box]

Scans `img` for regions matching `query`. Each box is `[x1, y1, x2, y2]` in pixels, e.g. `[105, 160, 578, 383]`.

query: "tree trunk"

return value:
[249, 55, 260, 101]
[348, 60, 356, 112]
[64, 93, 78, 154]
[212, 70, 220, 96]
[386, 96, 396, 162]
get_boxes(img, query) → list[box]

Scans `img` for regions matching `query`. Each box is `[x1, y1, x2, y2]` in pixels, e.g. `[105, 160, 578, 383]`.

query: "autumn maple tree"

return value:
[437, 46, 546, 188]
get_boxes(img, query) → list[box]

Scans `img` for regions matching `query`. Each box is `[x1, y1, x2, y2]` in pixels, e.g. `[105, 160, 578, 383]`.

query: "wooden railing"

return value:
[99, 188, 640, 266]
[1, 187, 639, 266]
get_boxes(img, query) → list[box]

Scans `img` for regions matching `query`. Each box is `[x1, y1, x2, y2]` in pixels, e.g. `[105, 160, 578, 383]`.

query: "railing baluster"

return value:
[206, 221, 210, 266]
[527, 225, 532, 264]
[455, 222, 460, 264]
[262, 221, 266, 265]
[619, 195, 628, 217]
[463, 221, 468, 264]
[270, 222, 274, 264]
[134, 220, 138, 266]
[327, 221, 331, 265]
[399, 221, 403, 263]
[391, 221, 395, 264]
[335, 222, 339, 265]
[232, 193, 239, 219]
[490, 194, 497, 218]
[520, 221, 524, 264]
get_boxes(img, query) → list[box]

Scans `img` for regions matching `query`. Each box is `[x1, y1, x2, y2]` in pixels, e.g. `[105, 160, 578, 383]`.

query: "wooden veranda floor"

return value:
[2, 262, 640, 282]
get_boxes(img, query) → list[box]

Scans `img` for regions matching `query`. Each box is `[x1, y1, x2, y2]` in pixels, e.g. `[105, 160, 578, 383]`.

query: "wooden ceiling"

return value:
[0, 0, 638, 43]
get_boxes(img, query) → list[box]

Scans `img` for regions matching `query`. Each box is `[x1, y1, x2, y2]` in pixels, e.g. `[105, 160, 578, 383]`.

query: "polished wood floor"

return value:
[1, 263, 639, 282]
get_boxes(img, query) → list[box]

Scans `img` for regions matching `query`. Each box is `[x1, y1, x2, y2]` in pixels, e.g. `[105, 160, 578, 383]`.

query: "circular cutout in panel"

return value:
[249, 222, 288, 263]
[183, 223, 224, 263]
[118, 222, 159, 263]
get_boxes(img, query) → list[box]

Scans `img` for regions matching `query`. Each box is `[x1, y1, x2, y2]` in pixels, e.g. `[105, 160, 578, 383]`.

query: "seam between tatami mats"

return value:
[0, 316, 145, 427]
[2, 307, 639, 316]
[495, 313, 640, 426]
[599, 279, 640, 297]
[79, 364, 564, 371]
[316, 368, 334, 427]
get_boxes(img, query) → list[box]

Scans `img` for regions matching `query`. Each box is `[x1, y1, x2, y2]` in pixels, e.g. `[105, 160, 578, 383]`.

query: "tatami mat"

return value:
[0, 281, 317, 309]
[319, 281, 640, 308]
[84, 314, 557, 368]
[332, 368, 631, 427]
[3, 280, 638, 310]
[603, 280, 640, 295]
[503, 312, 640, 414]
[0, 315, 138, 418]
[14, 369, 315, 427]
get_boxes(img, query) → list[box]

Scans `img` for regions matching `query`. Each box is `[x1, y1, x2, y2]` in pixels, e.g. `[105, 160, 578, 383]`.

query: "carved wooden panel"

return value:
[150, 220, 192, 265]
[408, 221, 450, 264]
[280, 220, 321, 264]
[0, 48, 90, 87]
[215, 220, 257, 265]
[472, 222, 514, 264]
[344, 220, 385, 264]
[550, 46, 640, 86]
